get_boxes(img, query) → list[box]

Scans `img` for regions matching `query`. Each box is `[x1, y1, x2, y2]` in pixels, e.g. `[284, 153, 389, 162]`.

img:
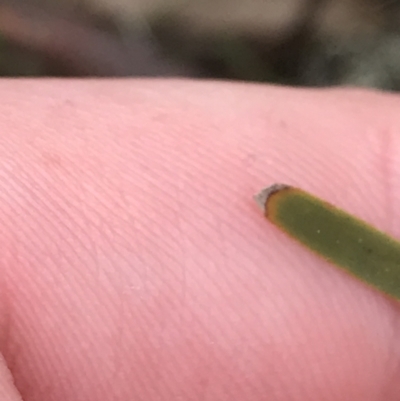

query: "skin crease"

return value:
[0, 81, 399, 400]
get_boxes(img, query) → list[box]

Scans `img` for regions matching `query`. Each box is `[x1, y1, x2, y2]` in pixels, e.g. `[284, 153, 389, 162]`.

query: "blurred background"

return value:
[1, 0, 400, 91]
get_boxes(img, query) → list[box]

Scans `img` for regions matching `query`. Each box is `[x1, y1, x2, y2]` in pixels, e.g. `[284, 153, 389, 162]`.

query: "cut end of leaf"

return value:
[253, 183, 290, 212]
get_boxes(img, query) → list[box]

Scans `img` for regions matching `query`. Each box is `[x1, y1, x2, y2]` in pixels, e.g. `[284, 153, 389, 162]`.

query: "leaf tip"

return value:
[254, 183, 289, 212]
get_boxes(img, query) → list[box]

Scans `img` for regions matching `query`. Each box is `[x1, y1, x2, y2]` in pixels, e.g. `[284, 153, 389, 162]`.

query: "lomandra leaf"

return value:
[254, 184, 400, 300]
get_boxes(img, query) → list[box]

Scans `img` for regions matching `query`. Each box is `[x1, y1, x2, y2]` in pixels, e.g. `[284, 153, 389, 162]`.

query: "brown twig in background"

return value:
[0, 1, 195, 76]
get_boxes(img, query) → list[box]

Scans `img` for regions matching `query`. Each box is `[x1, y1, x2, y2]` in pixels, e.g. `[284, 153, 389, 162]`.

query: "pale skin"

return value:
[0, 80, 399, 400]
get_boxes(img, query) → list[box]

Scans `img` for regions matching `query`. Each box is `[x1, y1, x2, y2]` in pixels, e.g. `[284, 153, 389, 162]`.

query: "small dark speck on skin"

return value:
[41, 152, 63, 169]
